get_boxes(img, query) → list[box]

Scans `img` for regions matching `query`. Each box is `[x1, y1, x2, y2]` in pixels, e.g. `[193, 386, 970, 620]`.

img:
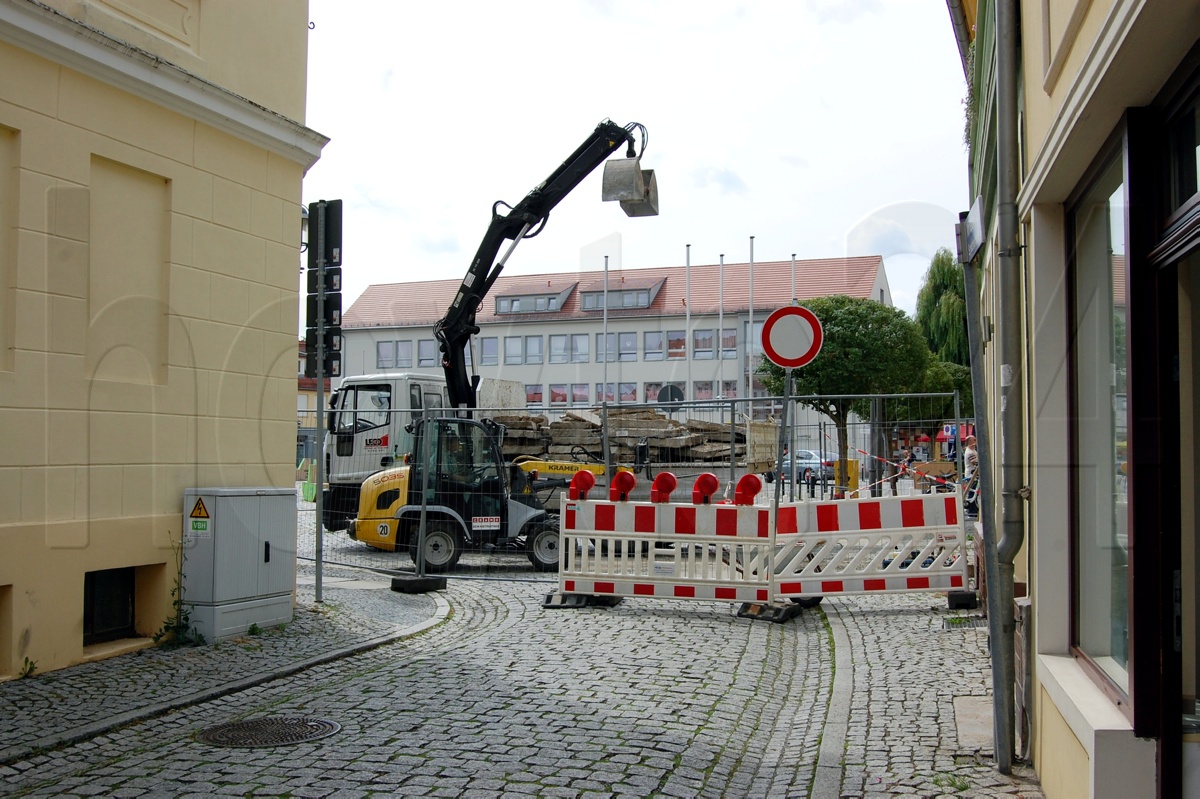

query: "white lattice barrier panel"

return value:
[771, 493, 968, 599]
[558, 495, 773, 603]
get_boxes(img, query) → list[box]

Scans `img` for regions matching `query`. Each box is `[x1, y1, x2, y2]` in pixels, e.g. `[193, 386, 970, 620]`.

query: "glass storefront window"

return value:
[1070, 152, 1129, 692]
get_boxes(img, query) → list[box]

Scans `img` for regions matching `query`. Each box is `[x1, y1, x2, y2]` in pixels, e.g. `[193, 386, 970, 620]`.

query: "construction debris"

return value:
[487, 407, 775, 470]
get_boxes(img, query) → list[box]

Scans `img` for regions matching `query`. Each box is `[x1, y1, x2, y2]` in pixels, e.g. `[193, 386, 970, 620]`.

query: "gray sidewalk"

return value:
[0, 564, 445, 766]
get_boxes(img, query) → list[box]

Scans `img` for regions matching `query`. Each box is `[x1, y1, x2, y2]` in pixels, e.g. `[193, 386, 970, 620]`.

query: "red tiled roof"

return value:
[343, 256, 884, 329]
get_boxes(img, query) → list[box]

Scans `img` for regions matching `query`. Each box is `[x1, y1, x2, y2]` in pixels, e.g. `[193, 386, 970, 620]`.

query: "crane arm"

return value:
[435, 119, 647, 410]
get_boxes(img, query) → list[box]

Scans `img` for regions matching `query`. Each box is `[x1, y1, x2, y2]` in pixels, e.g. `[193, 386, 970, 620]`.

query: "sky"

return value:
[301, 1, 970, 318]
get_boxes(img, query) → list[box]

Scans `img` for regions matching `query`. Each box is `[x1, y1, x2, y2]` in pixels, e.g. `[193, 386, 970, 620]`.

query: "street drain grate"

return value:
[195, 717, 341, 748]
[943, 616, 989, 631]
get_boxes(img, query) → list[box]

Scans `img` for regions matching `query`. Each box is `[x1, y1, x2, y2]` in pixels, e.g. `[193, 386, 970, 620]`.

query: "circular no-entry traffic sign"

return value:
[761, 305, 823, 369]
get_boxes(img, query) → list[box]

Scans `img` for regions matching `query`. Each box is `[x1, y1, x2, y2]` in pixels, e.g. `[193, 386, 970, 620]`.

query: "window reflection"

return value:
[1071, 154, 1129, 692]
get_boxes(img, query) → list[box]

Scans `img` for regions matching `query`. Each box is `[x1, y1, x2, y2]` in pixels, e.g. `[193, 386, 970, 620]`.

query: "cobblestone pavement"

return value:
[0, 562, 1043, 797]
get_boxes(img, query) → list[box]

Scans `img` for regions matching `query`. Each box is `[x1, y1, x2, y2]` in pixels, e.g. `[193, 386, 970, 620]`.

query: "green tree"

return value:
[759, 295, 931, 465]
[915, 247, 970, 366]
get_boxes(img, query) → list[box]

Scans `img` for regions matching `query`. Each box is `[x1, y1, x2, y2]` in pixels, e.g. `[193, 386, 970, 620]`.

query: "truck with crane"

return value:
[342, 119, 658, 571]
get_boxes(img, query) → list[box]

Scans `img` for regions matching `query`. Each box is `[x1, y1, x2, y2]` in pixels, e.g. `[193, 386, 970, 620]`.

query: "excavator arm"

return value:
[434, 119, 652, 410]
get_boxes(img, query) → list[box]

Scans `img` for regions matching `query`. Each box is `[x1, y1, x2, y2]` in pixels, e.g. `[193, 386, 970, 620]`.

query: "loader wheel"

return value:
[410, 521, 463, 573]
[526, 523, 560, 572]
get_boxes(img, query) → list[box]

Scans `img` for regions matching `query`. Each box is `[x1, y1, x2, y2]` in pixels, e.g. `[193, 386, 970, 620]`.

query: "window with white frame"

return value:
[693, 329, 714, 359]
[596, 332, 616, 363]
[618, 332, 637, 361]
[667, 330, 686, 359]
[479, 337, 498, 366]
[504, 336, 523, 365]
[525, 335, 543, 364]
[644, 331, 664, 360]
[396, 341, 413, 368]
[571, 333, 588, 362]
[417, 339, 437, 367]
[376, 341, 395, 369]
[549, 334, 569, 363]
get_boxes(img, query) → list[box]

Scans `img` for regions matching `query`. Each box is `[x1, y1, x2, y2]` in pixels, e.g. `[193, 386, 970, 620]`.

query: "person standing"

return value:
[963, 435, 978, 481]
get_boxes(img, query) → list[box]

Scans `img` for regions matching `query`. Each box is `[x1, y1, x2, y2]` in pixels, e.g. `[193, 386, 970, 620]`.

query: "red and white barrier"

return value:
[559, 471, 773, 603]
[553, 471, 970, 610]
[772, 493, 968, 600]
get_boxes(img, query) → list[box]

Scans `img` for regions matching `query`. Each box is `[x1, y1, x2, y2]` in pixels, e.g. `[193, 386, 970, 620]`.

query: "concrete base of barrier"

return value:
[947, 590, 979, 610]
[542, 591, 624, 609]
[736, 601, 803, 623]
[391, 575, 447, 594]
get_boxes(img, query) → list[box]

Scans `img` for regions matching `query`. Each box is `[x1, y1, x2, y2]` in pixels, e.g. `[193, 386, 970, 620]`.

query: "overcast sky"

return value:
[301, 1, 970, 318]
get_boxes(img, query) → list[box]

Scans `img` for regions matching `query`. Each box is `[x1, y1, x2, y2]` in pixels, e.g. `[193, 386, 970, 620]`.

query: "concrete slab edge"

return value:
[0, 593, 452, 766]
[811, 600, 852, 799]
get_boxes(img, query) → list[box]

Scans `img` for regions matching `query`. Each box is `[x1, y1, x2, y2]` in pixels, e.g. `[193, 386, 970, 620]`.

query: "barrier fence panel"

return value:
[557, 472, 774, 603]
[550, 470, 968, 612]
[772, 492, 969, 600]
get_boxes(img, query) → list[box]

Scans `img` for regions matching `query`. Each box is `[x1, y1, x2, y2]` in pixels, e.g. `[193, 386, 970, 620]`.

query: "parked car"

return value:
[774, 450, 835, 483]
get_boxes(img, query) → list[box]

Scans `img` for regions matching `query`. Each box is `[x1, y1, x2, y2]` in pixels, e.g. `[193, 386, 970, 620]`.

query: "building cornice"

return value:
[0, 0, 328, 169]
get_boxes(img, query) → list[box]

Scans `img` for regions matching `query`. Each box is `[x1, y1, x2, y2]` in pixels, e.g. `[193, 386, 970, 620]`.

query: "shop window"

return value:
[1069, 148, 1130, 693]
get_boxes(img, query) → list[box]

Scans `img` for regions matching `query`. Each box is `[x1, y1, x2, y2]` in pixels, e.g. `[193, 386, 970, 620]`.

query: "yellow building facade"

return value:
[957, 1, 1200, 796]
[0, 0, 324, 675]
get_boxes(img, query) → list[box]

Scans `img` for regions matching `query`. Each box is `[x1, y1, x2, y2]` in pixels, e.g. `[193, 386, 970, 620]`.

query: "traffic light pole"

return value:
[313, 200, 327, 603]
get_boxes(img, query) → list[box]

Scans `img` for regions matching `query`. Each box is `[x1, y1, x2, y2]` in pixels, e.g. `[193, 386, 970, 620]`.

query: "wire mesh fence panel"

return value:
[296, 392, 971, 580]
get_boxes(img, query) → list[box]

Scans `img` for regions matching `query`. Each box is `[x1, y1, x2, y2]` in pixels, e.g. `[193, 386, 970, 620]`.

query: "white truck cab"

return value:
[322, 372, 449, 531]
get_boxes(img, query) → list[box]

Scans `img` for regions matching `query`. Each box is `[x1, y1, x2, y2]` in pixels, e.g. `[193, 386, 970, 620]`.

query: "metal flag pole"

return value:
[601, 255, 612, 481]
[791, 252, 796, 302]
[718, 254, 725, 397]
[685, 244, 691, 400]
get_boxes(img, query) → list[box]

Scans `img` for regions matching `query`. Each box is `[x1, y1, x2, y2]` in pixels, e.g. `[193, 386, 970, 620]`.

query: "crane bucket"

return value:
[602, 158, 659, 217]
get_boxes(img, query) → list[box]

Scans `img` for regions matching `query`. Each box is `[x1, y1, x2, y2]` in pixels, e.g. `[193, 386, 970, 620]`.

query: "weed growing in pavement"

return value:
[933, 772, 970, 792]
[18, 656, 37, 678]
[247, 623, 261, 636]
[153, 529, 205, 649]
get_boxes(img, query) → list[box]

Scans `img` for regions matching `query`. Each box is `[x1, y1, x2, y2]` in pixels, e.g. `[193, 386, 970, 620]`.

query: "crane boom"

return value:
[434, 119, 651, 410]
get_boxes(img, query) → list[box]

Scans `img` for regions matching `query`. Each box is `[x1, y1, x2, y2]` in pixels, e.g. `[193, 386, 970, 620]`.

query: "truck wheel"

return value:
[526, 523, 560, 572]
[410, 521, 463, 573]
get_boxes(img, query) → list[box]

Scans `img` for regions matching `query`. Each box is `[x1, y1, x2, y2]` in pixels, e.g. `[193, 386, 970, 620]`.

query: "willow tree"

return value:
[916, 247, 970, 366]
[758, 295, 931, 466]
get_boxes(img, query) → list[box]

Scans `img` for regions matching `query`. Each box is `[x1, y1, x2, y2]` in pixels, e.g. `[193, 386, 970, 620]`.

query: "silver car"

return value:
[775, 450, 835, 483]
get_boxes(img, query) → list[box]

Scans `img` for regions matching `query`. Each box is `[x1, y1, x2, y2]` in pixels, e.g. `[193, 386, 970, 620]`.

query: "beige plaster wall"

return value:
[0, 32, 304, 674]
[1036, 684, 1090, 799]
[37, 0, 310, 122]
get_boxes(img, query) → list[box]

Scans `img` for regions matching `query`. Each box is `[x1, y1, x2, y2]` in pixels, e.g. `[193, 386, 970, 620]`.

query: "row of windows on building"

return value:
[495, 287, 655, 315]
[524, 380, 744, 406]
[375, 329, 743, 370]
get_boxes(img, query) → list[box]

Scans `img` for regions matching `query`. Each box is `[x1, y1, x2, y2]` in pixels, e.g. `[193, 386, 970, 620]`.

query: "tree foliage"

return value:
[758, 295, 931, 464]
[915, 247, 970, 366]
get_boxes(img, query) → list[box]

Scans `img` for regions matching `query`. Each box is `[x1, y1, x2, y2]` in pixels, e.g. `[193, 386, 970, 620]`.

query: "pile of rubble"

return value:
[487, 408, 775, 469]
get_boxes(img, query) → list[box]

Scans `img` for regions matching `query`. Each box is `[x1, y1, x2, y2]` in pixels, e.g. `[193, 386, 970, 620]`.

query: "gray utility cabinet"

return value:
[182, 487, 296, 641]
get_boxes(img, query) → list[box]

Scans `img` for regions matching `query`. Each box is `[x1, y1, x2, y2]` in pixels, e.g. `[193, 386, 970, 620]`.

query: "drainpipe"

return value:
[994, 0, 1025, 774]
[946, 0, 973, 79]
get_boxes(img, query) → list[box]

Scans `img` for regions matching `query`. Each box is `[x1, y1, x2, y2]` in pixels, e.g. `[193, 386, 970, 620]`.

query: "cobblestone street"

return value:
[0, 560, 1042, 798]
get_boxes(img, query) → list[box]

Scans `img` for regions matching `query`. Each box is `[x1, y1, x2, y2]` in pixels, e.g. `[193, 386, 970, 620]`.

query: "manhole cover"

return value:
[195, 717, 341, 748]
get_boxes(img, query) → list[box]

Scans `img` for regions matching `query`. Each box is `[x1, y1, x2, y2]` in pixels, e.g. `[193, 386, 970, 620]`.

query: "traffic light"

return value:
[306, 199, 342, 270]
[304, 199, 344, 379]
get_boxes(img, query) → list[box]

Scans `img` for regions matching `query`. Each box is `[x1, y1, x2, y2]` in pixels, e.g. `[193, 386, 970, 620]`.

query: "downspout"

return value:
[995, 0, 1026, 773]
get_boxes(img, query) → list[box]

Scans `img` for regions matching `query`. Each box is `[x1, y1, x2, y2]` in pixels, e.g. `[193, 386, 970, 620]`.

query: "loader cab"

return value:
[409, 417, 508, 545]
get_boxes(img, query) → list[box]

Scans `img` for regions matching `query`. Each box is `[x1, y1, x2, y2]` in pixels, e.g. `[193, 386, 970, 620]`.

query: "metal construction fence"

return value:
[295, 392, 974, 585]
